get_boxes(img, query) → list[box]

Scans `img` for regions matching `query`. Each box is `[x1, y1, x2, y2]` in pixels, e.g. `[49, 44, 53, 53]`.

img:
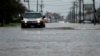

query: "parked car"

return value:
[58, 21, 65, 23]
[21, 12, 45, 28]
[83, 19, 92, 24]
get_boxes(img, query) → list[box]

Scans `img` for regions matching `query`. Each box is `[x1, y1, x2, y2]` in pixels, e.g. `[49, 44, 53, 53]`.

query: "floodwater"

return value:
[0, 23, 100, 56]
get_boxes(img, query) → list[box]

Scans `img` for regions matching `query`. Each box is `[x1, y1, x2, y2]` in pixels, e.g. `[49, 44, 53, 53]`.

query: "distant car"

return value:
[21, 12, 45, 28]
[58, 21, 65, 23]
[83, 19, 92, 24]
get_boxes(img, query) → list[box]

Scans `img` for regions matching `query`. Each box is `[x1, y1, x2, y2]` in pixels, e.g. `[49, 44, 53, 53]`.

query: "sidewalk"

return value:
[65, 23, 100, 30]
[74, 24, 100, 30]
[46, 23, 100, 30]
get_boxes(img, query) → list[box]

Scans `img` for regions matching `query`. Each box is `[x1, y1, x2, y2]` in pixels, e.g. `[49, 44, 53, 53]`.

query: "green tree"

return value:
[53, 13, 61, 21]
[96, 7, 100, 18]
[0, 0, 26, 26]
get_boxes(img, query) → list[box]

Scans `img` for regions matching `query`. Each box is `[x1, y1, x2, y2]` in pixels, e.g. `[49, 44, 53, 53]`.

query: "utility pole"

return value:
[79, 0, 82, 23]
[70, 8, 72, 21]
[82, 0, 85, 21]
[40, 0, 43, 15]
[24, 0, 30, 10]
[28, 0, 30, 10]
[73, 2, 76, 23]
[75, 1, 78, 23]
[70, 11, 72, 20]
[92, 0, 96, 25]
[71, 7, 74, 22]
[37, 0, 39, 12]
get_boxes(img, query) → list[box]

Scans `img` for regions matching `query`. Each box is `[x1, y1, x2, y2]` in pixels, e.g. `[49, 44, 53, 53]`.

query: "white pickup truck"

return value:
[21, 12, 45, 28]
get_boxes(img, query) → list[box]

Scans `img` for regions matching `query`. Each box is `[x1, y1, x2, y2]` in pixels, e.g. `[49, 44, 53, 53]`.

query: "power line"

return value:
[24, 3, 72, 7]
[29, 3, 72, 5]
[23, 0, 72, 3]
[22, 0, 65, 2]
[23, 3, 73, 7]
[22, 1, 72, 3]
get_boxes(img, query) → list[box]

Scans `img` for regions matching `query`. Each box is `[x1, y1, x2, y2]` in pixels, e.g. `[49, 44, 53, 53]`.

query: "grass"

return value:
[0, 23, 20, 27]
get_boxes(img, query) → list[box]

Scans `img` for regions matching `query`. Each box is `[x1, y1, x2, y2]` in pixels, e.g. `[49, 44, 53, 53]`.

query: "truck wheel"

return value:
[21, 24, 26, 28]
[41, 24, 45, 28]
[42, 24, 45, 28]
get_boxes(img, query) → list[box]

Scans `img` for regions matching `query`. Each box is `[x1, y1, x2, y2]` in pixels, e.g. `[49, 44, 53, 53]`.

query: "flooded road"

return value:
[0, 23, 100, 56]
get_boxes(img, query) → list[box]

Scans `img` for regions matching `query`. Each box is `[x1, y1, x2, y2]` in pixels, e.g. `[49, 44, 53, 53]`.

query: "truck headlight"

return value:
[24, 20, 27, 23]
[22, 19, 27, 23]
[37, 20, 40, 23]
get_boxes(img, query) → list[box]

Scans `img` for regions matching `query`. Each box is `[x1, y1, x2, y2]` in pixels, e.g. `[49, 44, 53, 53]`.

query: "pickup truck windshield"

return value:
[23, 13, 42, 18]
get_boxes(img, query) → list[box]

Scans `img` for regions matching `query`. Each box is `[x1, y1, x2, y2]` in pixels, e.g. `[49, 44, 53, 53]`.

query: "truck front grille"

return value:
[27, 21, 37, 23]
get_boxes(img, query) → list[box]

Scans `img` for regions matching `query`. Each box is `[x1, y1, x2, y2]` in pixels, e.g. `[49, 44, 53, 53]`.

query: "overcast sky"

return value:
[21, 0, 100, 16]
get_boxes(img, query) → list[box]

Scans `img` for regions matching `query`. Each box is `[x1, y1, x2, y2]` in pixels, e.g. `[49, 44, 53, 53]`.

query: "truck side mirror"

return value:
[42, 16, 45, 19]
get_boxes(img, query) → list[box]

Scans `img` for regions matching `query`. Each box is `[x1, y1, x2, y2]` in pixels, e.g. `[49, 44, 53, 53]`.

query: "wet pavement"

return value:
[0, 23, 100, 56]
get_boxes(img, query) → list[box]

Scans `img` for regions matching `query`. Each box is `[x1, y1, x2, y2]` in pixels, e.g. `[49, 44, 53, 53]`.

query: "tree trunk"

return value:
[0, 16, 4, 26]
[4, 15, 10, 24]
